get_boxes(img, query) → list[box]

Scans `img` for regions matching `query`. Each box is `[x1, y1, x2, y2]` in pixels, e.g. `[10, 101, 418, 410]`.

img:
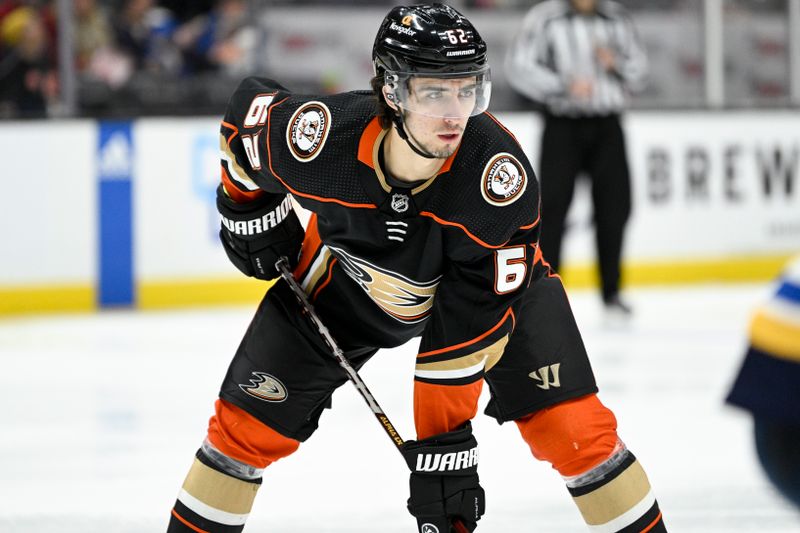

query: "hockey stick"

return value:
[275, 257, 406, 451]
[275, 257, 470, 533]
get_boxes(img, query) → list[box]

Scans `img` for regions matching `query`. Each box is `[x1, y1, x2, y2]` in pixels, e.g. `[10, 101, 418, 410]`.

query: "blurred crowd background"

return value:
[0, 0, 796, 119]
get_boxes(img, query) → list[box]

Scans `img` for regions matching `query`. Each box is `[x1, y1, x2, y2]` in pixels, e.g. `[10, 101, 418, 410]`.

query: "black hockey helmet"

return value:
[372, 3, 491, 120]
[372, 3, 488, 76]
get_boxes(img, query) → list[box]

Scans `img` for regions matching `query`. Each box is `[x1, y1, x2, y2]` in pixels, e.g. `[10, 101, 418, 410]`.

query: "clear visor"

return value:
[384, 67, 491, 119]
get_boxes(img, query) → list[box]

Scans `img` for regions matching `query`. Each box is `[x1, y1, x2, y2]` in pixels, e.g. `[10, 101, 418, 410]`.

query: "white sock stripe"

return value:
[385, 221, 408, 226]
[586, 490, 656, 533]
[178, 489, 250, 526]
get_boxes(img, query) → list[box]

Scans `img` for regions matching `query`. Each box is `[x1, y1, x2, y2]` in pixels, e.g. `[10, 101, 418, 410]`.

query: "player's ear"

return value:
[382, 85, 399, 111]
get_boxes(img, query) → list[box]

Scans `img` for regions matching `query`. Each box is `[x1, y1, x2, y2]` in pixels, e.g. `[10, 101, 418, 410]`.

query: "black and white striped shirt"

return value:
[505, 0, 648, 116]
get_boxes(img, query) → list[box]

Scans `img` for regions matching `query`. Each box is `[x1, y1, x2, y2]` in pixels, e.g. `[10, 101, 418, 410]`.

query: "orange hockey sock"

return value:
[516, 394, 667, 532]
[168, 400, 301, 532]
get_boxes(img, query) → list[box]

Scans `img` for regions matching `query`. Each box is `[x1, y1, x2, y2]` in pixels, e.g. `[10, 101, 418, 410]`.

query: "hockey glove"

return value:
[401, 422, 485, 533]
[217, 185, 304, 280]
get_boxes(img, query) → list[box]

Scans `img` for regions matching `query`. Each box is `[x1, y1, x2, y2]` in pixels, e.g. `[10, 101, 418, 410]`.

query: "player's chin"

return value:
[428, 145, 458, 159]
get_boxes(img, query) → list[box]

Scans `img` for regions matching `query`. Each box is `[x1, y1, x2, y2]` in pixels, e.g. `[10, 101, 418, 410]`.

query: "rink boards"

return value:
[1, 111, 797, 314]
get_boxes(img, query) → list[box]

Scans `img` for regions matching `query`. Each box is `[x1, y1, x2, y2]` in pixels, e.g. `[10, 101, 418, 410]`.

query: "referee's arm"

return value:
[609, 13, 648, 92]
[505, 10, 565, 102]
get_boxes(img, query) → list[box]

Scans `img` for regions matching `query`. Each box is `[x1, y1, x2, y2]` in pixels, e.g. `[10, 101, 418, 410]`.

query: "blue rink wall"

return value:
[1, 112, 798, 315]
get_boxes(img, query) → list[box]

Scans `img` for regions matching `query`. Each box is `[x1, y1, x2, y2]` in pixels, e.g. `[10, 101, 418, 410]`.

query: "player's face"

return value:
[406, 76, 479, 119]
[402, 76, 475, 158]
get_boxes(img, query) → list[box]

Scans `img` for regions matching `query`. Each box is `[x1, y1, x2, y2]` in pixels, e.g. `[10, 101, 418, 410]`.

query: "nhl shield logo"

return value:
[391, 193, 409, 213]
[287, 101, 331, 162]
[420, 524, 439, 533]
[480, 152, 527, 206]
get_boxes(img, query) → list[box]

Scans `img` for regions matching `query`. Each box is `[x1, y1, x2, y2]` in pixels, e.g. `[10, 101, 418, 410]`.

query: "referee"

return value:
[506, 0, 647, 315]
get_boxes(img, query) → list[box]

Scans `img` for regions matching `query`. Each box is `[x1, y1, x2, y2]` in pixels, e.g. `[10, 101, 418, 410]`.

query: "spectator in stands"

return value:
[112, 0, 180, 75]
[506, 0, 648, 316]
[73, 0, 136, 91]
[159, 0, 214, 24]
[74, 0, 112, 72]
[0, 1, 21, 35]
[172, 0, 258, 76]
[0, 4, 57, 117]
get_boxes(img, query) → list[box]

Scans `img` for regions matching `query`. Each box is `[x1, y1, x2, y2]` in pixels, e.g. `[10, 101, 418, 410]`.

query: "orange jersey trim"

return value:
[220, 166, 264, 203]
[312, 257, 338, 302]
[357, 116, 458, 176]
[417, 307, 515, 359]
[357, 117, 383, 168]
[435, 142, 459, 176]
[420, 210, 506, 249]
[485, 112, 520, 146]
[266, 99, 376, 210]
[294, 213, 321, 278]
[220, 118, 263, 203]
[534, 243, 544, 264]
[420, 210, 537, 250]
[520, 212, 541, 230]
[533, 241, 562, 280]
[221, 120, 239, 145]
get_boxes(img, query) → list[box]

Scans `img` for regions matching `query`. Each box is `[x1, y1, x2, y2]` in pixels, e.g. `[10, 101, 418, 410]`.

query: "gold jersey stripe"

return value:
[416, 336, 508, 373]
[220, 133, 259, 191]
[301, 247, 332, 296]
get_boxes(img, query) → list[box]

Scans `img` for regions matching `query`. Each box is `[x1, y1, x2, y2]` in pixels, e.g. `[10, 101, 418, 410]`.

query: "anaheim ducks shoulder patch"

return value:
[480, 152, 527, 206]
[287, 101, 331, 162]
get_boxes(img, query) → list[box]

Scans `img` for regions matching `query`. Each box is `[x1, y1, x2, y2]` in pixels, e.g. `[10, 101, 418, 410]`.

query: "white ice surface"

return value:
[1, 283, 798, 532]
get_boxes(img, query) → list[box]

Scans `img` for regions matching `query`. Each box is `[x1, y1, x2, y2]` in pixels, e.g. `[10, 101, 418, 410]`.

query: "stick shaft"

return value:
[275, 258, 405, 451]
[276, 257, 470, 532]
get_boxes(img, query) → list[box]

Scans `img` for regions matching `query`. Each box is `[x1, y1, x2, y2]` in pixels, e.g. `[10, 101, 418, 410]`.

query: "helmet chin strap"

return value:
[391, 112, 439, 160]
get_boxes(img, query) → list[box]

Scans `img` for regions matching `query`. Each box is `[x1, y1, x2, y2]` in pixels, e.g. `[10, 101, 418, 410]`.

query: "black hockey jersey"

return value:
[220, 77, 544, 386]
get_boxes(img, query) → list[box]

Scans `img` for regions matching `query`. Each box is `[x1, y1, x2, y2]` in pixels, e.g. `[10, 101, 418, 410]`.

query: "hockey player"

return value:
[727, 256, 800, 508]
[167, 4, 667, 532]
